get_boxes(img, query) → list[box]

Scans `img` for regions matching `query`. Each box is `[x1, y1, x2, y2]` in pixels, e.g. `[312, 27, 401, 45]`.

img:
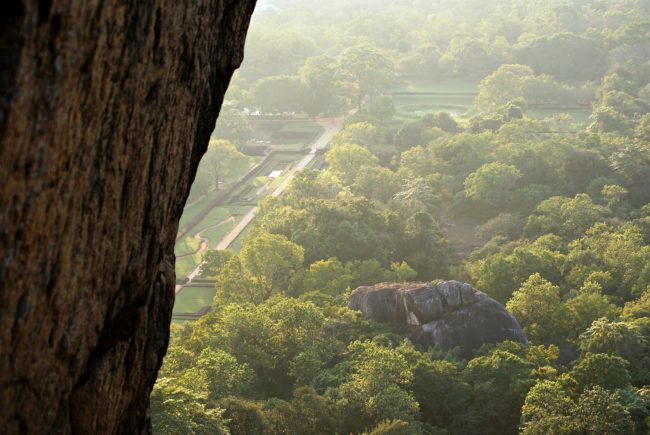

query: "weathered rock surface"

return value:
[349, 281, 527, 356]
[0, 0, 256, 433]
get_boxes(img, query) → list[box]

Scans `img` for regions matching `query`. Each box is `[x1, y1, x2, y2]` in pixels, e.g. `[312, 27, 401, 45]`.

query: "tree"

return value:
[636, 113, 650, 141]
[400, 212, 450, 279]
[331, 122, 380, 148]
[352, 166, 401, 203]
[199, 139, 248, 191]
[573, 387, 634, 434]
[587, 106, 632, 135]
[463, 349, 535, 434]
[189, 348, 254, 401]
[520, 381, 577, 435]
[579, 318, 650, 386]
[395, 120, 426, 151]
[239, 233, 305, 297]
[336, 341, 418, 432]
[516, 33, 607, 81]
[301, 257, 354, 296]
[336, 45, 395, 108]
[570, 353, 631, 392]
[524, 194, 607, 240]
[252, 75, 308, 115]
[287, 387, 337, 435]
[506, 274, 568, 344]
[219, 397, 272, 435]
[200, 250, 233, 278]
[300, 55, 338, 117]
[476, 253, 517, 304]
[214, 104, 252, 145]
[464, 162, 522, 209]
[151, 378, 230, 435]
[564, 292, 619, 341]
[609, 142, 650, 205]
[325, 143, 379, 185]
[476, 64, 535, 108]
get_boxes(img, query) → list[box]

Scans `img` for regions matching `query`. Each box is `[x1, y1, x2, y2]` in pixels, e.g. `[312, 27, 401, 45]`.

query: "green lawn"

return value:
[176, 255, 200, 279]
[202, 219, 237, 249]
[180, 156, 259, 229]
[393, 93, 476, 120]
[392, 78, 479, 94]
[192, 207, 232, 234]
[173, 286, 215, 314]
[175, 236, 200, 257]
[224, 156, 261, 184]
[229, 223, 256, 253]
[528, 108, 591, 125]
[251, 120, 323, 149]
[278, 121, 323, 133]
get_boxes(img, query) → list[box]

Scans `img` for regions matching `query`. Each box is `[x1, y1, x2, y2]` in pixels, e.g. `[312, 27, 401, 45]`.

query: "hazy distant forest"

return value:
[155, 0, 650, 433]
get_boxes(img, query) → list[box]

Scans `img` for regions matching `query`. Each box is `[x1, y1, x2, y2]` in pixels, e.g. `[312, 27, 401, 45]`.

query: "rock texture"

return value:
[349, 281, 527, 356]
[0, 0, 256, 433]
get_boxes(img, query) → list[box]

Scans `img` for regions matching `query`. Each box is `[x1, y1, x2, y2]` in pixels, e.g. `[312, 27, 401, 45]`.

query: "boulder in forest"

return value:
[349, 281, 527, 356]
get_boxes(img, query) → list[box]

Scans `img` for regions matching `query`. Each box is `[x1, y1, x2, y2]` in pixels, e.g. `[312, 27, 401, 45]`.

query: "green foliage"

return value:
[326, 143, 379, 184]
[162, 2, 650, 433]
[525, 194, 607, 240]
[506, 274, 568, 344]
[464, 162, 522, 208]
[516, 33, 607, 81]
[151, 378, 230, 435]
[200, 250, 233, 278]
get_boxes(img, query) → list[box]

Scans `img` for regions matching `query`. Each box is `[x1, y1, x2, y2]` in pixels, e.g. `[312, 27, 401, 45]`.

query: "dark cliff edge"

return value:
[349, 281, 528, 357]
[0, 1, 256, 433]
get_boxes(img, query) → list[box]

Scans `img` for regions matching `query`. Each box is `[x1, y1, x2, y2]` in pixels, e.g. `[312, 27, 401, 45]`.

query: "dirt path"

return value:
[176, 216, 236, 260]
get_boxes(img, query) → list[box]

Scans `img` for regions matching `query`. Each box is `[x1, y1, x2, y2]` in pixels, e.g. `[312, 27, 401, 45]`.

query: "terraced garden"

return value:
[172, 120, 330, 321]
[172, 286, 215, 315]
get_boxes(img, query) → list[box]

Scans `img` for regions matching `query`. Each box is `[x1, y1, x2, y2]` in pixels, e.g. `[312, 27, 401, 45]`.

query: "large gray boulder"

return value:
[349, 281, 527, 356]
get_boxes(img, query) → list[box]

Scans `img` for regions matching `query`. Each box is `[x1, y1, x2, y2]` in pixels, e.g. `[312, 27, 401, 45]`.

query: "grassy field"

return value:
[175, 236, 200, 257]
[392, 78, 479, 94]
[391, 78, 478, 121]
[192, 207, 232, 234]
[173, 286, 215, 314]
[176, 255, 200, 279]
[179, 189, 223, 230]
[391, 77, 591, 125]
[528, 108, 591, 125]
[251, 120, 323, 150]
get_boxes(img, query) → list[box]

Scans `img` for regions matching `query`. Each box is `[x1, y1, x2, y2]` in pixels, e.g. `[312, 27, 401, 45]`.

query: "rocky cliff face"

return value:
[0, 1, 256, 433]
[349, 281, 527, 356]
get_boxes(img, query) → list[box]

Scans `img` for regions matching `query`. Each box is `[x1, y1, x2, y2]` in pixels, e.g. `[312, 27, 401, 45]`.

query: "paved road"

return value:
[176, 117, 343, 294]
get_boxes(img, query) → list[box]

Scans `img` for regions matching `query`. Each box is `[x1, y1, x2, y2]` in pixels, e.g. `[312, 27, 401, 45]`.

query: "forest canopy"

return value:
[159, 0, 650, 433]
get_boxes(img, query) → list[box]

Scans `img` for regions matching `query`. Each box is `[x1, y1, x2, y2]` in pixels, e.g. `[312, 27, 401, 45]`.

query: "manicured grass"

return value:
[173, 286, 215, 314]
[251, 120, 323, 149]
[527, 108, 591, 125]
[192, 207, 232, 234]
[224, 156, 261, 184]
[278, 122, 324, 134]
[179, 188, 224, 229]
[392, 78, 479, 94]
[389, 77, 479, 121]
[229, 223, 255, 253]
[175, 236, 200, 257]
[176, 255, 199, 279]
[202, 219, 237, 249]
[393, 94, 476, 120]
